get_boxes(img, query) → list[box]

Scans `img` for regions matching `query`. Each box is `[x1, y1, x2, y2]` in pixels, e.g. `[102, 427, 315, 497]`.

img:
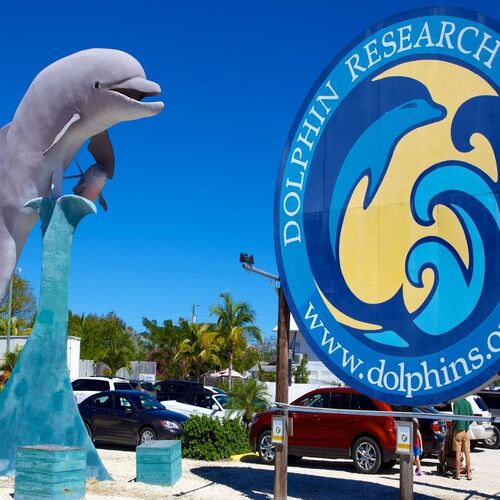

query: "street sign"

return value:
[272, 416, 285, 444]
[275, 7, 500, 405]
[396, 422, 413, 455]
[139, 373, 155, 383]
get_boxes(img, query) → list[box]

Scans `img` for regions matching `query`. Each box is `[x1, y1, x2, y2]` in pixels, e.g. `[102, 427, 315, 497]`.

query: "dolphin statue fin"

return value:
[98, 193, 108, 212]
[88, 131, 114, 179]
[43, 112, 81, 155]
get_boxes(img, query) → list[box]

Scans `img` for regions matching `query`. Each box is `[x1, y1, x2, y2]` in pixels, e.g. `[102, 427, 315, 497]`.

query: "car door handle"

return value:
[312, 416, 321, 423]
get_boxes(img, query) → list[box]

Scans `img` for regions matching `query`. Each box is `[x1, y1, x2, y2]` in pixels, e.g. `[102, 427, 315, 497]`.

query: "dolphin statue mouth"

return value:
[106, 76, 164, 114]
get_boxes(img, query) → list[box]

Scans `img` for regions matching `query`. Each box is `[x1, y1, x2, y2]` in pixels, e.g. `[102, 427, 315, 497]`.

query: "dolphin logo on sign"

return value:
[275, 7, 500, 405]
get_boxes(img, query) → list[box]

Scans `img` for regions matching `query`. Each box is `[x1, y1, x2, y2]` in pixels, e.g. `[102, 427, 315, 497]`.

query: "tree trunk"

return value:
[228, 351, 233, 390]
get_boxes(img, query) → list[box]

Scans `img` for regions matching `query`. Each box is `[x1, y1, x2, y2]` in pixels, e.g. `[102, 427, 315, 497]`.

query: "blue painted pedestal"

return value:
[14, 445, 86, 499]
[136, 440, 182, 486]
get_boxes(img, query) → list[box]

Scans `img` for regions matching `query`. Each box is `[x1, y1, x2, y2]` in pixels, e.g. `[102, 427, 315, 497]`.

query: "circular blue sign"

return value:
[275, 7, 500, 405]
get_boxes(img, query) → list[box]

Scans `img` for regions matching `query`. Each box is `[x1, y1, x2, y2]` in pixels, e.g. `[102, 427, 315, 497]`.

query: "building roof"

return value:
[272, 314, 299, 333]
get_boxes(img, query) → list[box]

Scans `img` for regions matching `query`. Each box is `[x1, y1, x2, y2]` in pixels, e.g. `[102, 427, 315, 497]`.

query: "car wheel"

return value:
[139, 427, 157, 445]
[352, 437, 382, 474]
[482, 426, 500, 449]
[84, 422, 93, 441]
[381, 459, 397, 469]
[257, 430, 275, 465]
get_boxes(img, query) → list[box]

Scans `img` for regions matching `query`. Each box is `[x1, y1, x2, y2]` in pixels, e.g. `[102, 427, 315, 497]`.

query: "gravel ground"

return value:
[0, 445, 499, 499]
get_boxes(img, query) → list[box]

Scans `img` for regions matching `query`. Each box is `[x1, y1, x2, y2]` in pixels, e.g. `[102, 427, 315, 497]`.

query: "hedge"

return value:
[181, 415, 252, 460]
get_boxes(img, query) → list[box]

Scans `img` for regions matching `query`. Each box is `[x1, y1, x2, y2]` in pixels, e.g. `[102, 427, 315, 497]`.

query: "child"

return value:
[413, 418, 423, 476]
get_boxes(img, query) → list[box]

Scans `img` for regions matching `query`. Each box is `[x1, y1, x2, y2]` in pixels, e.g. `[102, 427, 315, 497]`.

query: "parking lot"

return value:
[1, 444, 498, 499]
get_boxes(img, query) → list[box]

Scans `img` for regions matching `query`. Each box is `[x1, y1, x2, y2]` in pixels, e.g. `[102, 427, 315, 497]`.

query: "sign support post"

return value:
[397, 419, 414, 500]
[274, 285, 290, 500]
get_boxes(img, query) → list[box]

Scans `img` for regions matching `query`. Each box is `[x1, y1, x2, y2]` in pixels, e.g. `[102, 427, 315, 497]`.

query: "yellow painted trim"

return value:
[229, 452, 258, 461]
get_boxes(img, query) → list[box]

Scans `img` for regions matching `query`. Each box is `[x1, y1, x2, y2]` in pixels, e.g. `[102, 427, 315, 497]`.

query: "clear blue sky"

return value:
[3, 0, 498, 339]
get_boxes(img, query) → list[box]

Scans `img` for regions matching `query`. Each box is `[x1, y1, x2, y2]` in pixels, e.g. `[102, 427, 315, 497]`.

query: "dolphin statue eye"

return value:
[94, 81, 101, 89]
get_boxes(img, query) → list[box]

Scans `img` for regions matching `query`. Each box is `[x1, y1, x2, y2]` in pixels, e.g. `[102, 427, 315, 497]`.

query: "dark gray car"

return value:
[79, 390, 187, 446]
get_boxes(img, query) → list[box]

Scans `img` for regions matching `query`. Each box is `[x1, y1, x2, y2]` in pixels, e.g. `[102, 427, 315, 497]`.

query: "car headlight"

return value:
[160, 420, 180, 430]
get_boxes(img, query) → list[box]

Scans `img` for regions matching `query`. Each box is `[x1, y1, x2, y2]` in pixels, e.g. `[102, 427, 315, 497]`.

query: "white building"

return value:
[0, 335, 81, 380]
[273, 315, 344, 386]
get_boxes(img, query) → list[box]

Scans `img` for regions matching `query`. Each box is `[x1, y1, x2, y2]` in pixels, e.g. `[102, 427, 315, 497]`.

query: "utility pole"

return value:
[274, 284, 290, 500]
[191, 303, 199, 324]
[239, 253, 290, 500]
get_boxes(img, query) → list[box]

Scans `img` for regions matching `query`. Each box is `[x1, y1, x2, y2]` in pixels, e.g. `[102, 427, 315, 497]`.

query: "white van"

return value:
[72, 377, 133, 404]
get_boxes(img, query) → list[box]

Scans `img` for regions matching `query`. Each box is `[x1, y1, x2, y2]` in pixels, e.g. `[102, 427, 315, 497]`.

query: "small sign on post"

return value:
[396, 421, 413, 455]
[398, 419, 414, 500]
[272, 415, 285, 444]
[139, 373, 155, 383]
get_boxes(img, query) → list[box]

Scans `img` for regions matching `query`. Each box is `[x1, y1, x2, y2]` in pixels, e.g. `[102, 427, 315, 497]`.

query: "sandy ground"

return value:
[0, 445, 499, 499]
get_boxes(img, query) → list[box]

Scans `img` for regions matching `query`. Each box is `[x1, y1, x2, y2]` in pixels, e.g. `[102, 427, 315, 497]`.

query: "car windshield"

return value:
[137, 395, 165, 411]
[115, 382, 133, 390]
[473, 396, 489, 411]
[214, 394, 231, 408]
[210, 387, 226, 394]
[295, 393, 328, 408]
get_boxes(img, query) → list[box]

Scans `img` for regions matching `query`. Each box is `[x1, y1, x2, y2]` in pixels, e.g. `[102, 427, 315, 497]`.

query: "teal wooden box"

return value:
[136, 440, 182, 486]
[15, 445, 86, 500]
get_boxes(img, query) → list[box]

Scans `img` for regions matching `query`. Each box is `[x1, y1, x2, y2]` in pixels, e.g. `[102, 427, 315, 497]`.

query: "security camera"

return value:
[239, 253, 254, 266]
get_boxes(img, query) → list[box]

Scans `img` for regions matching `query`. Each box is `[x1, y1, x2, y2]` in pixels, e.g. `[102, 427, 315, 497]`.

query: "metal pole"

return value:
[242, 263, 279, 282]
[399, 418, 414, 500]
[274, 285, 290, 500]
[5, 276, 13, 354]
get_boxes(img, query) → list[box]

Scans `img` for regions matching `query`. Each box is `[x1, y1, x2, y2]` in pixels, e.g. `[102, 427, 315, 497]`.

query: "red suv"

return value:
[250, 387, 396, 474]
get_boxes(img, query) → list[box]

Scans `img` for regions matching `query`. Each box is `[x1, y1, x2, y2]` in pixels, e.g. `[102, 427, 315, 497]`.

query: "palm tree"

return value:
[141, 318, 191, 379]
[174, 322, 221, 377]
[210, 292, 262, 388]
[100, 327, 135, 377]
[227, 378, 270, 425]
[92, 316, 136, 377]
[0, 317, 32, 336]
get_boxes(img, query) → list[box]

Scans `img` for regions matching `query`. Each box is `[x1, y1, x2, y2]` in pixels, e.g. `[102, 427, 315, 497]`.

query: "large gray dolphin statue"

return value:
[0, 48, 164, 301]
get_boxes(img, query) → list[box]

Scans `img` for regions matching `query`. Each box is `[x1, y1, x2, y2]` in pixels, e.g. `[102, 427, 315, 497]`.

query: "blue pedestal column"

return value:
[0, 195, 111, 480]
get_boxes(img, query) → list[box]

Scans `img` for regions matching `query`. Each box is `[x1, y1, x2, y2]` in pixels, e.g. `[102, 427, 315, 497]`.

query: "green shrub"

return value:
[181, 415, 251, 460]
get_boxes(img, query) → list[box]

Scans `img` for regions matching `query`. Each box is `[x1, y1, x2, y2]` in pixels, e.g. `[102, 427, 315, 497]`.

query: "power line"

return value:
[71, 260, 245, 276]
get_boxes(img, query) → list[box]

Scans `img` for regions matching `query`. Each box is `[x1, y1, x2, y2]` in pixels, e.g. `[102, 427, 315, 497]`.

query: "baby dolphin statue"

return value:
[71, 164, 109, 212]
[0, 48, 164, 301]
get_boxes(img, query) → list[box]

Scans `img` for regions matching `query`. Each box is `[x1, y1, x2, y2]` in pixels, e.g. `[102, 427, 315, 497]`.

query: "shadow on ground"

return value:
[241, 456, 401, 475]
[94, 443, 135, 452]
[187, 465, 435, 500]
